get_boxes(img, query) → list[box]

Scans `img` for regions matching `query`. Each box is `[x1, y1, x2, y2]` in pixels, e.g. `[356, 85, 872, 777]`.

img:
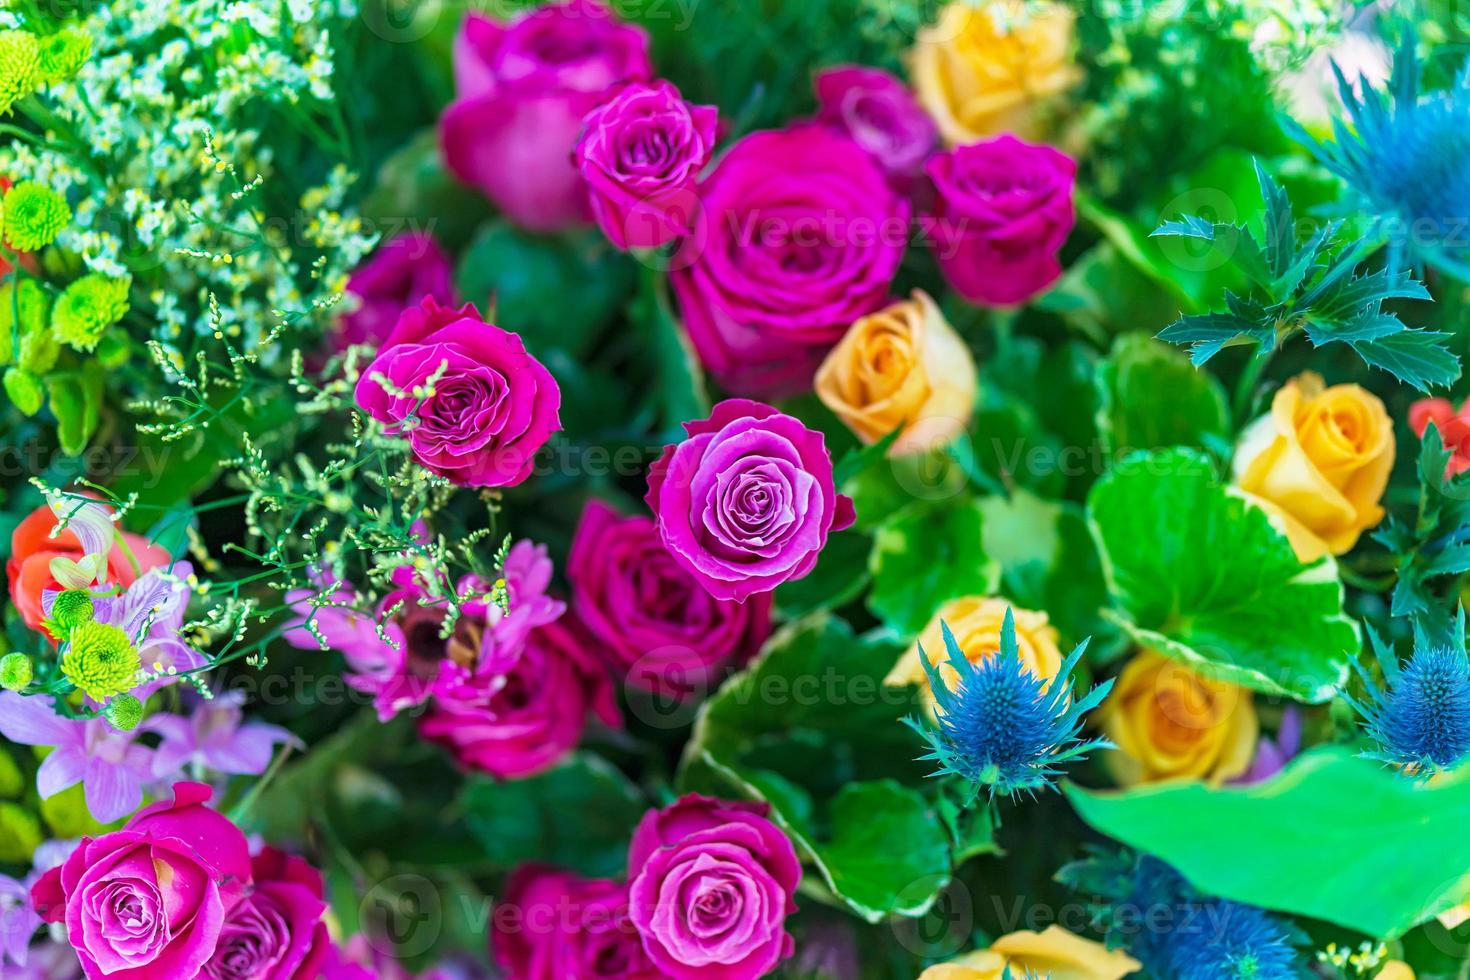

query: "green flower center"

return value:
[61, 621, 140, 701]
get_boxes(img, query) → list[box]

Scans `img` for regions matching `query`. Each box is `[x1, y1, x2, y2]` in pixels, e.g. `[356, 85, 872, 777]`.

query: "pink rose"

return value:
[645, 399, 855, 602]
[337, 233, 456, 352]
[202, 848, 329, 980]
[355, 297, 562, 488]
[670, 124, 909, 396]
[492, 866, 661, 980]
[418, 616, 619, 779]
[813, 66, 937, 192]
[922, 135, 1077, 306]
[626, 795, 801, 980]
[576, 80, 719, 250]
[569, 499, 770, 698]
[440, 0, 652, 231]
[31, 782, 253, 979]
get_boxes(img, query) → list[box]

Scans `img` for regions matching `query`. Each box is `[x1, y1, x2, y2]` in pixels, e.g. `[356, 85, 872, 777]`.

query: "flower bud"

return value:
[0, 653, 33, 692]
[104, 693, 143, 732]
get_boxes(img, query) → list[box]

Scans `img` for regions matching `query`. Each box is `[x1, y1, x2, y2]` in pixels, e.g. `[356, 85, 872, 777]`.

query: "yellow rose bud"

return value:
[1233, 371, 1394, 562]
[1099, 650, 1258, 786]
[910, 0, 1082, 146]
[815, 290, 977, 456]
[886, 597, 1063, 710]
[918, 926, 1140, 980]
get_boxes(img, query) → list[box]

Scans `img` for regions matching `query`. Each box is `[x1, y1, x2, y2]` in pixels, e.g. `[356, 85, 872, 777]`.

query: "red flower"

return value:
[1409, 397, 1470, 477]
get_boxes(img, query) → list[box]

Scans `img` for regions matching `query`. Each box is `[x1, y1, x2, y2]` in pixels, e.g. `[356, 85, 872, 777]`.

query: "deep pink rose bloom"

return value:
[569, 499, 771, 698]
[626, 795, 801, 980]
[418, 616, 619, 779]
[671, 125, 909, 396]
[337, 233, 456, 352]
[922, 135, 1077, 306]
[813, 65, 936, 192]
[440, 0, 652, 231]
[645, 399, 855, 602]
[355, 297, 562, 488]
[492, 866, 661, 980]
[576, 80, 719, 250]
[202, 848, 329, 980]
[31, 782, 253, 980]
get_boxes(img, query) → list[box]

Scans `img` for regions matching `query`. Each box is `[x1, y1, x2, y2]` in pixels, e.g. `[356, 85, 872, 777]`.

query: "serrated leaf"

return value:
[1157, 312, 1268, 365]
[1302, 312, 1406, 345]
[1087, 448, 1358, 701]
[1149, 214, 1221, 240]
[1350, 329, 1461, 391]
[1064, 747, 1470, 937]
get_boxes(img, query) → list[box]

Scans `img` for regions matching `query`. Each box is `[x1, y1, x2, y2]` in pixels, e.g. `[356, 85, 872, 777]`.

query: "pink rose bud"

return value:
[813, 65, 937, 193]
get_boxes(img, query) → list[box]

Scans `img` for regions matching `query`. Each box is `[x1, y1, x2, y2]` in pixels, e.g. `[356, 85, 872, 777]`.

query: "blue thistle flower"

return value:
[1351, 608, 1470, 776]
[1169, 899, 1298, 980]
[903, 608, 1113, 800]
[1286, 37, 1470, 279]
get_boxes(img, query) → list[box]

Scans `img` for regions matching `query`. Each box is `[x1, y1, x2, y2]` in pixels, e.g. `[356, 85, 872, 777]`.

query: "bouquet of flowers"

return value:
[2, 0, 1469, 977]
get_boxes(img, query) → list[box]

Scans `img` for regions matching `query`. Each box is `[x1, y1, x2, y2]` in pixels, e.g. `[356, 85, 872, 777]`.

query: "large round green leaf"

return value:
[1087, 448, 1357, 701]
[1065, 748, 1470, 937]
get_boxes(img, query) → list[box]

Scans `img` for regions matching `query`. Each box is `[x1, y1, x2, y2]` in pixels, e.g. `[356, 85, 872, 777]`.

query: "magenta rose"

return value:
[492, 866, 661, 980]
[31, 782, 253, 980]
[569, 499, 772, 697]
[418, 616, 619, 779]
[440, 0, 652, 231]
[203, 848, 329, 980]
[645, 399, 855, 602]
[921, 135, 1077, 306]
[670, 124, 909, 396]
[337, 233, 455, 352]
[626, 794, 801, 980]
[354, 297, 561, 488]
[813, 66, 936, 192]
[576, 80, 719, 251]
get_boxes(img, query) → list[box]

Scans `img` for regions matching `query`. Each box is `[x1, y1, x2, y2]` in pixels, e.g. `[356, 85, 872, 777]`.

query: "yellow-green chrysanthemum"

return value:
[61, 620, 140, 701]
[37, 28, 90, 85]
[3, 181, 70, 252]
[0, 651, 32, 692]
[0, 31, 40, 116]
[51, 274, 129, 351]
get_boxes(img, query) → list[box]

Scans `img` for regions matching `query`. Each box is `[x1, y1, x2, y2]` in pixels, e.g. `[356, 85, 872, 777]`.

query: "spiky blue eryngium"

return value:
[1350, 607, 1470, 777]
[1058, 852, 1299, 980]
[903, 608, 1113, 801]
[1286, 37, 1470, 279]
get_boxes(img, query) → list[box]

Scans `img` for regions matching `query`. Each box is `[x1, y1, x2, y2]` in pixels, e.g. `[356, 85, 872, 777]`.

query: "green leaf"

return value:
[457, 219, 636, 359]
[774, 526, 872, 619]
[1095, 334, 1229, 457]
[1065, 747, 1470, 937]
[868, 498, 1000, 638]
[1349, 330, 1462, 392]
[1156, 312, 1268, 365]
[630, 263, 709, 432]
[1086, 448, 1358, 701]
[46, 364, 102, 456]
[681, 615, 949, 921]
[460, 754, 645, 879]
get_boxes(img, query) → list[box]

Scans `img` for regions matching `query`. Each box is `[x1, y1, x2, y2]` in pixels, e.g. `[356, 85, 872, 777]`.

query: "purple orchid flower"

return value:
[0, 874, 40, 969]
[1237, 705, 1304, 784]
[0, 693, 155, 824]
[141, 691, 298, 778]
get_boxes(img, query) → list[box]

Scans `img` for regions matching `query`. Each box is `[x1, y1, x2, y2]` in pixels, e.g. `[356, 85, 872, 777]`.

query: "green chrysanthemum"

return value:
[37, 28, 90, 85]
[51, 274, 129, 351]
[61, 620, 140, 701]
[104, 692, 143, 732]
[0, 651, 32, 692]
[50, 588, 95, 632]
[3, 366, 42, 415]
[3, 181, 70, 252]
[0, 31, 40, 116]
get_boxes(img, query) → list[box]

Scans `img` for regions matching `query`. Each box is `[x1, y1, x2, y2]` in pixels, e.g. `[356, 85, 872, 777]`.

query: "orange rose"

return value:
[1233, 372, 1393, 562]
[6, 502, 168, 633]
[1099, 650, 1258, 785]
[886, 597, 1063, 709]
[910, 0, 1081, 145]
[815, 290, 977, 456]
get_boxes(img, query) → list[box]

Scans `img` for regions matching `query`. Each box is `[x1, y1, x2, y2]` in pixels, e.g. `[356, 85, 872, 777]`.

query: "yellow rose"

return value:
[1233, 371, 1394, 562]
[910, 0, 1082, 146]
[918, 926, 1140, 980]
[1099, 650, 1258, 785]
[886, 597, 1063, 709]
[815, 290, 977, 456]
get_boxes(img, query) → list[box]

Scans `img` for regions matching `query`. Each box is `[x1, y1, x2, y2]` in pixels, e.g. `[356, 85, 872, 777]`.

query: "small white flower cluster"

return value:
[0, 0, 375, 356]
